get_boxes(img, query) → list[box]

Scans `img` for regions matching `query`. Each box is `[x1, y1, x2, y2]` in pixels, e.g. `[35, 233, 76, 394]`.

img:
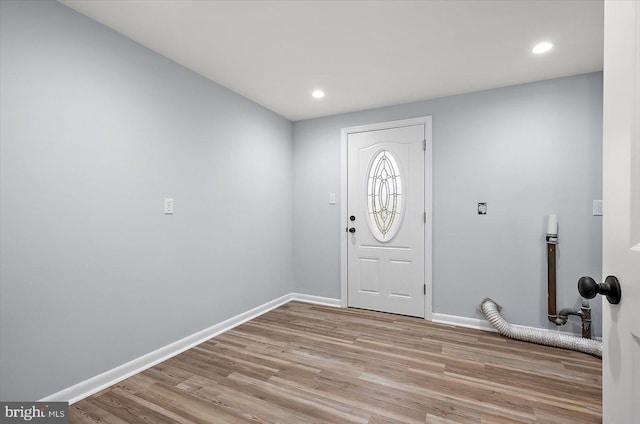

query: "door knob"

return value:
[578, 275, 621, 305]
[348, 227, 356, 233]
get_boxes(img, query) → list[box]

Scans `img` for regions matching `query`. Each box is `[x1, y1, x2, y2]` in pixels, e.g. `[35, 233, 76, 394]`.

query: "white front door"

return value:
[602, 1, 640, 423]
[345, 119, 430, 318]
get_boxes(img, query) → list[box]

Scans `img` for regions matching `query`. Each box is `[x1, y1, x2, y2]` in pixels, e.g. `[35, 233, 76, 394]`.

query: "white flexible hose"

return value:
[480, 298, 602, 358]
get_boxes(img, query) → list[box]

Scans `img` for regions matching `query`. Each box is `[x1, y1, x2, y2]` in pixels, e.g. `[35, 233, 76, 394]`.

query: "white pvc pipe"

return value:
[547, 214, 558, 235]
[480, 298, 602, 358]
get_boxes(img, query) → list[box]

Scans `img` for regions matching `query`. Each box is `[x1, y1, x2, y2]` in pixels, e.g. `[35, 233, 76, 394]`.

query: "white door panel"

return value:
[602, 2, 640, 422]
[347, 123, 426, 317]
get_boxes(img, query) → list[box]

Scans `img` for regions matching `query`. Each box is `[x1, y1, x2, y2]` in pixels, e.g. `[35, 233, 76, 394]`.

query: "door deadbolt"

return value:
[350, 215, 356, 221]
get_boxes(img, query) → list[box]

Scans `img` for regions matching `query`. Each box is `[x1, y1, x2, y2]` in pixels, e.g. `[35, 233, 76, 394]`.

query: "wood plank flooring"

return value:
[70, 302, 602, 424]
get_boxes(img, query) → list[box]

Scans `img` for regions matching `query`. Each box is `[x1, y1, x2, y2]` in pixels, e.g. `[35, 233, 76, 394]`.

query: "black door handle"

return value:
[578, 275, 621, 304]
[348, 227, 356, 233]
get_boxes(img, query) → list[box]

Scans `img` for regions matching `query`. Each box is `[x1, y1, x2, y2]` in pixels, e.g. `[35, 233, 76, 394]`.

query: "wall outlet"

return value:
[164, 197, 174, 214]
[593, 200, 603, 216]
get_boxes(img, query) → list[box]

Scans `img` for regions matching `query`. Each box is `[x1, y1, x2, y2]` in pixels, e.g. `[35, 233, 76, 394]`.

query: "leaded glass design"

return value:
[367, 150, 404, 241]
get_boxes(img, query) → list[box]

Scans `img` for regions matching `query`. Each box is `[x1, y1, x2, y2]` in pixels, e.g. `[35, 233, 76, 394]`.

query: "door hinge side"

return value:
[423, 211, 426, 223]
[424, 284, 426, 295]
[423, 139, 426, 151]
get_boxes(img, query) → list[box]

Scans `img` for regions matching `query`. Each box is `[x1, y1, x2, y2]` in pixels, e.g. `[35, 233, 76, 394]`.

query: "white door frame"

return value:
[340, 116, 433, 319]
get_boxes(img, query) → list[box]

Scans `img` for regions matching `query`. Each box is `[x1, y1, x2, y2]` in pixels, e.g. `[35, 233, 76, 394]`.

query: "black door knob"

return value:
[350, 215, 356, 221]
[348, 227, 356, 233]
[578, 275, 621, 305]
[578, 277, 598, 298]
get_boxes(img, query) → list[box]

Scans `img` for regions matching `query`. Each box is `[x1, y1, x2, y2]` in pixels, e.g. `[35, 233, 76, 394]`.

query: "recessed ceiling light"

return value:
[532, 41, 553, 54]
[312, 89, 325, 99]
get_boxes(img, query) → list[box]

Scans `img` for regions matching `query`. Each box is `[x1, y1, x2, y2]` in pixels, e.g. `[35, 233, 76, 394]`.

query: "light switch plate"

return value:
[593, 200, 603, 216]
[329, 193, 336, 205]
[164, 198, 174, 214]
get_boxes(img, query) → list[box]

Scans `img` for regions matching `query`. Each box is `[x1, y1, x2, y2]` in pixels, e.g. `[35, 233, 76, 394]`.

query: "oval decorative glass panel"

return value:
[366, 150, 404, 242]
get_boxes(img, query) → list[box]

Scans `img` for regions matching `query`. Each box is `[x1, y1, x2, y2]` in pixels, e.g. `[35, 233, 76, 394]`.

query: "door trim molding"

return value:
[340, 116, 433, 319]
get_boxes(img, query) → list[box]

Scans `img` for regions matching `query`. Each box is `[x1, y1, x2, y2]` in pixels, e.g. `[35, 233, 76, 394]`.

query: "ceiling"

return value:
[60, 0, 604, 122]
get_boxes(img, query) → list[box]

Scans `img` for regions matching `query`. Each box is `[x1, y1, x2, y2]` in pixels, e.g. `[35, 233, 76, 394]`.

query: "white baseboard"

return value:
[40, 296, 594, 404]
[41, 293, 342, 404]
[431, 313, 498, 332]
[41, 293, 294, 404]
[431, 312, 600, 340]
[290, 293, 341, 307]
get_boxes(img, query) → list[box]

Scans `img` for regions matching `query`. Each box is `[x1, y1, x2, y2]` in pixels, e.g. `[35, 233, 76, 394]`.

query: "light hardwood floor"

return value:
[70, 301, 602, 424]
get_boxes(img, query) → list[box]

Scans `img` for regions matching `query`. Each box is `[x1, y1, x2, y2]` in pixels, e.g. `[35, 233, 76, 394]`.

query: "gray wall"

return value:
[293, 72, 603, 336]
[0, 0, 293, 401]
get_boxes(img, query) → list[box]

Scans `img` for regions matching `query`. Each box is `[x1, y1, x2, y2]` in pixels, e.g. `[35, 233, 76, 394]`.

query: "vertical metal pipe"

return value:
[581, 303, 592, 339]
[547, 243, 557, 323]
